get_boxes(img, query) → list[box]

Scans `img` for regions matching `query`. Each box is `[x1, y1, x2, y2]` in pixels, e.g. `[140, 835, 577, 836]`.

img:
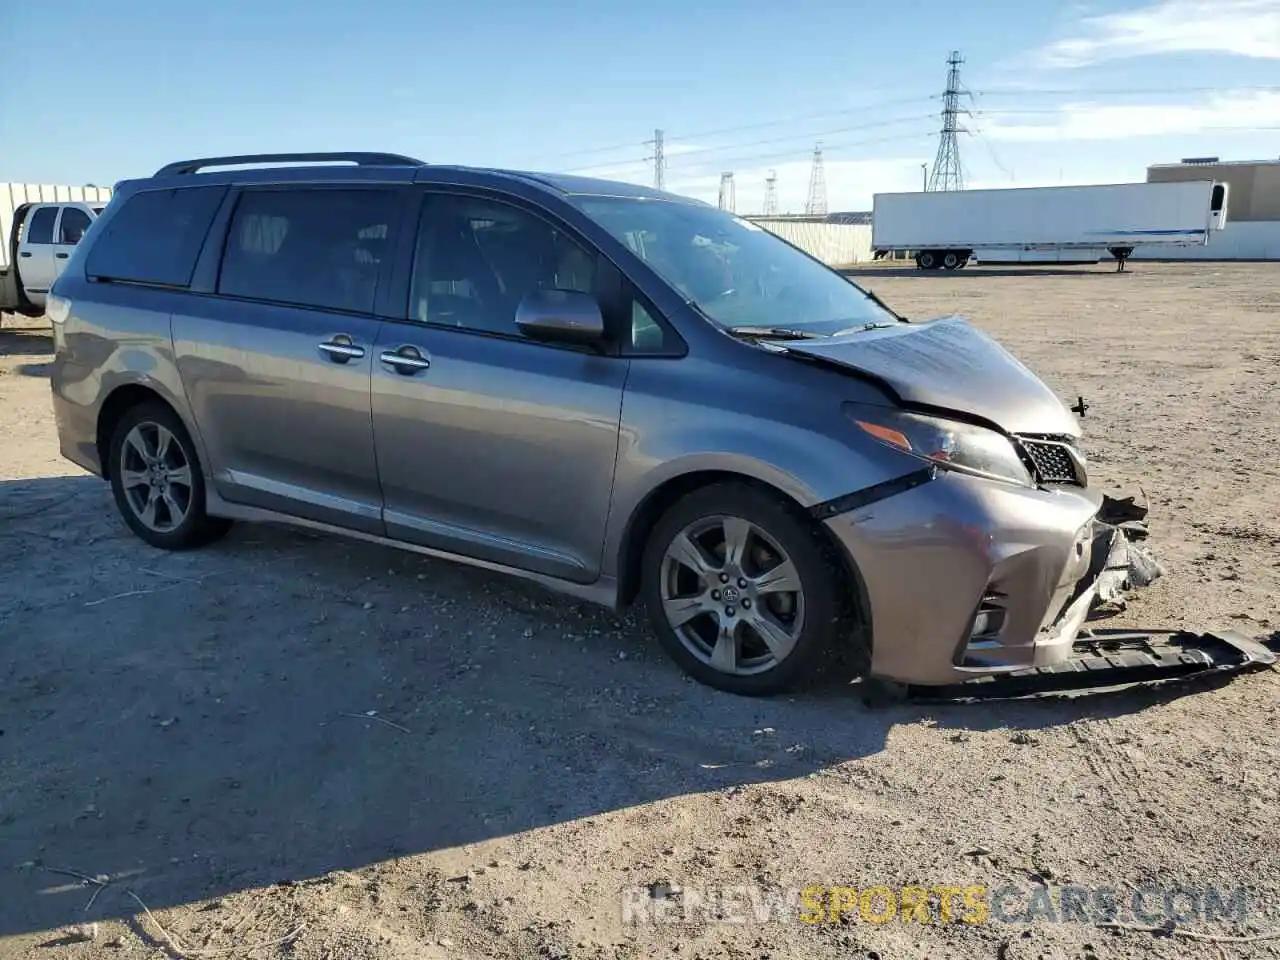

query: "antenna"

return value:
[927, 51, 971, 192]
[805, 143, 827, 216]
[763, 170, 779, 216]
[652, 128, 666, 190]
[718, 171, 736, 212]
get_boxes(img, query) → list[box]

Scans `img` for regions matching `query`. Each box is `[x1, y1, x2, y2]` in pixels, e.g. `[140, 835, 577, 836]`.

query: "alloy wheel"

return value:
[119, 422, 194, 533]
[659, 514, 806, 676]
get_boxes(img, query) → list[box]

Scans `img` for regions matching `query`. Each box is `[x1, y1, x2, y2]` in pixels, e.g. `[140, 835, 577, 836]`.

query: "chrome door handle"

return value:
[318, 336, 365, 363]
[380, 346, 431, 374]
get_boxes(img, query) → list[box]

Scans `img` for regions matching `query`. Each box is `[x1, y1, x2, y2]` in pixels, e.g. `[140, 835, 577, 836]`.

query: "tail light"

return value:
[46, 293, 72, 326]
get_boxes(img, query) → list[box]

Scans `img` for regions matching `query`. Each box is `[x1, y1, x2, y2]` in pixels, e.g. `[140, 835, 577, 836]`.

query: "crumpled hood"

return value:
[782, 315, 1081, 437]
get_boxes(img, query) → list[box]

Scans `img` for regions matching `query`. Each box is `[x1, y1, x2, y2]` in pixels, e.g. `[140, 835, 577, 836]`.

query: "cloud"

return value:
[979, 89, 1280, 141]
[1035, 0, 1280, 68]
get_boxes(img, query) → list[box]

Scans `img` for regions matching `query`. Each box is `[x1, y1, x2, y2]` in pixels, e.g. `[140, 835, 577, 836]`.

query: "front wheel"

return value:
[108, 402, 232, 550]
[641, 483, 859, 696]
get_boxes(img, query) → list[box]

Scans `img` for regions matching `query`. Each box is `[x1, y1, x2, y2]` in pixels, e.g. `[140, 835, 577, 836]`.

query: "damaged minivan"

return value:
[50, 153, 1170, 696]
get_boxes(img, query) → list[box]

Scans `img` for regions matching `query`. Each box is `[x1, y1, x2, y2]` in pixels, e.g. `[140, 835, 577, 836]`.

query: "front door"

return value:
[16, 205, 59, 302]
[371, 190, 627, 583]
[172, 185, 404, 534]
[52, 206, 93, 283]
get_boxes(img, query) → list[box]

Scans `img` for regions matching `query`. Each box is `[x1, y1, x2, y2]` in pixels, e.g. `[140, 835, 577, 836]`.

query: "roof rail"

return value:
[154, 152, 426, 177]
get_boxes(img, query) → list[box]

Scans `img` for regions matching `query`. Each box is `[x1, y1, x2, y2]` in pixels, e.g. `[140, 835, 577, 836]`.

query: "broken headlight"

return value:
[844, 403, 1033, 487]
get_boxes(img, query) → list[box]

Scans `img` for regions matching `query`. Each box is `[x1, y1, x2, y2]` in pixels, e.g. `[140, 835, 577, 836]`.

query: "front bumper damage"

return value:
[825, 473, 1277, 696]
[922, 495, 1278, 699]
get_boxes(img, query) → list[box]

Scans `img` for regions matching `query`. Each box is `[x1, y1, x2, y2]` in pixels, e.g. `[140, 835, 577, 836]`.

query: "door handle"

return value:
[317, 335, 365, 363]
[55, 252, 69, 260]
[380, 345, 431, 374]
[19, 252, 31, 258]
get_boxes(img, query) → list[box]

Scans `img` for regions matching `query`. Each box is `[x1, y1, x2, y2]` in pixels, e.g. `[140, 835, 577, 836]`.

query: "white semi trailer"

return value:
[872, 180, 1229, 271]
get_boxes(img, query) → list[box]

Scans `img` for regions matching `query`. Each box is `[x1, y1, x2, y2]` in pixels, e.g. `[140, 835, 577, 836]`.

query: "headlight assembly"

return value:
[843, 402, 1033, 487]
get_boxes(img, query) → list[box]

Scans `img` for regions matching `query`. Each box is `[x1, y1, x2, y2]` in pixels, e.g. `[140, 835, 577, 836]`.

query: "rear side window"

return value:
[26, 207, 58, 244]
[85, 186, 225, 287]
[218, 189, 399, 315]
[58, 208, 92, 245]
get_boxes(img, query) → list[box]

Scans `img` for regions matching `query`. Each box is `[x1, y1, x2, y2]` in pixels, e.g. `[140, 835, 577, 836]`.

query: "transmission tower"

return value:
[763, 169, 779, 216]
[927, 50, 971, 192]
[805, 143, 827, 216]
[718, 171, 736, 212]
[652, 128, 666, 190]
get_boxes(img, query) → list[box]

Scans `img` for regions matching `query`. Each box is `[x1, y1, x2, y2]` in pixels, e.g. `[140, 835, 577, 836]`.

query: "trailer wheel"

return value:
[942, 251, 962, 270]
[915, 250, 938, 270]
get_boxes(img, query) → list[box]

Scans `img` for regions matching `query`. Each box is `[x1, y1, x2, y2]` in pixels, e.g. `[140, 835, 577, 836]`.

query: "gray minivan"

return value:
[49, 152, 1141, 696]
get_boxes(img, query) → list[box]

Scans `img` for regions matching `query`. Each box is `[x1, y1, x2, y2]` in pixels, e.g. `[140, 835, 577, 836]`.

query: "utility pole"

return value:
[805, 143, 827, 216]
[927, 50, 970, 192]
[652, 128, 666, 190]
[718, 171, 736, 212]
[921, 163, 928, 191]
[763, 169, 778, 216]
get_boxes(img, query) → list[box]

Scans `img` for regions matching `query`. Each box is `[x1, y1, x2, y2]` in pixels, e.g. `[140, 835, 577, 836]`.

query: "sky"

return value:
[3, 0, 1278, 213]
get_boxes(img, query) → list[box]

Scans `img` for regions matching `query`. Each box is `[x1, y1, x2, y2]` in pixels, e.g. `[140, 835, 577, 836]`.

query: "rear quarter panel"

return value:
[50, 277, 199, 476]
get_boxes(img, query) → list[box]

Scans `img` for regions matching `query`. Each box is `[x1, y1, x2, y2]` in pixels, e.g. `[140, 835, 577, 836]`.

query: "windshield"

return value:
[572, 196, 895, 335]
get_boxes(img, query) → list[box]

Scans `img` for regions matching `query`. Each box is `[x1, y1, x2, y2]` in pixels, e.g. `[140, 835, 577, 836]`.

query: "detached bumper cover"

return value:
[909, 629, 1279, 701]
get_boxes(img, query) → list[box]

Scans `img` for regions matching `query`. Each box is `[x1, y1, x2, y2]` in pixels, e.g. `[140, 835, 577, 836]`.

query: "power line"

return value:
[524, 93, 938, 166]
[970, 84, 1280, 98]
[577, 118, 937, 176]
[662, 131, 934, 174]
[511, 84, 1280, 170]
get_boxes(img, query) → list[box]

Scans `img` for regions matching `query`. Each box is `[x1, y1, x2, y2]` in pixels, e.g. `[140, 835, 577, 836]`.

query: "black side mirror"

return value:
[515, 289, 606, 347]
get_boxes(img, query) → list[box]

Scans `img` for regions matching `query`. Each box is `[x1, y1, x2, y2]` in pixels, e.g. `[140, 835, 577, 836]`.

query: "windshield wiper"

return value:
[863, 285, 904, 321]
[726, 326, 824, 341]
[830, 320, 899, 336]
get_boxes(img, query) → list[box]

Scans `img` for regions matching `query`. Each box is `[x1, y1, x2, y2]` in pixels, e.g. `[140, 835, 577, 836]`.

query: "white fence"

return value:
[1128, 220, 1280, 260]
[751, 219, 874, 267]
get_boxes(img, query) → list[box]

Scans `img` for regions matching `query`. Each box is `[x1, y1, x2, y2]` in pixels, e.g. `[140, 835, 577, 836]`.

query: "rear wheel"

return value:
[915, 250, 938, 270]
[942, 251, 961, 270]
[108, 402, 232, 550]
[641, 483, 858, 696]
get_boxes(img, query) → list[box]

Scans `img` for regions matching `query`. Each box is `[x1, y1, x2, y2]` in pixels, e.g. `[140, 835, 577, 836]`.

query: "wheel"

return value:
[915, 250, 938, 270]
[640, 483, 860, 696]
[942, 251, 961, 270]
[108, 401, 232, 550]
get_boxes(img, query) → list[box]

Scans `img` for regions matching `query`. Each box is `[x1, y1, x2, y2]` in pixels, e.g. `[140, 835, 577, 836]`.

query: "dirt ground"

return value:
[2, 261, 1278, 960]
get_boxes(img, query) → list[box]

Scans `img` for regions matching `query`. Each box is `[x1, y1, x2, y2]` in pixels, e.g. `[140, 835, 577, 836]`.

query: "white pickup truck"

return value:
[2, 183, 112, 319]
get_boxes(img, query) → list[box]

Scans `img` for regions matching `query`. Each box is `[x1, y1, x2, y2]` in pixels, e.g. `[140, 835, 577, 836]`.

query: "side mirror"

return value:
[515, 289, 606, 347]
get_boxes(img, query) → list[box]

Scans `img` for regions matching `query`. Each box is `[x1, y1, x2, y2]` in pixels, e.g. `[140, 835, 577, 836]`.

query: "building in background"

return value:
[1137, 157, 1280, 260]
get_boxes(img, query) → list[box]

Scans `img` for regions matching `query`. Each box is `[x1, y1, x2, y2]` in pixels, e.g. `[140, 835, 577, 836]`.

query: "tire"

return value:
[107, 401, 232, 550]
[942, 251, 961, 270]
[915, 250, 938, 270]
[640, 482, 861, 696]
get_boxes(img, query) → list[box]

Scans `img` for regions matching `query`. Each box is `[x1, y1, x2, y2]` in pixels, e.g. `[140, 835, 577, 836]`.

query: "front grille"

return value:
[1017, 435, 1085, 486]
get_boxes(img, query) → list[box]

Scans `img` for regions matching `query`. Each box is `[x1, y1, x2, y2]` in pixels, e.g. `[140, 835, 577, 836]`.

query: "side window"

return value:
[85, 186, 226, 287]
[57, 208, 93, 245]
[630, 300, 667, 353]
[410, 194, 596, 335]
[218, 188, 398, 314]
[26, 207, 58, 244]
